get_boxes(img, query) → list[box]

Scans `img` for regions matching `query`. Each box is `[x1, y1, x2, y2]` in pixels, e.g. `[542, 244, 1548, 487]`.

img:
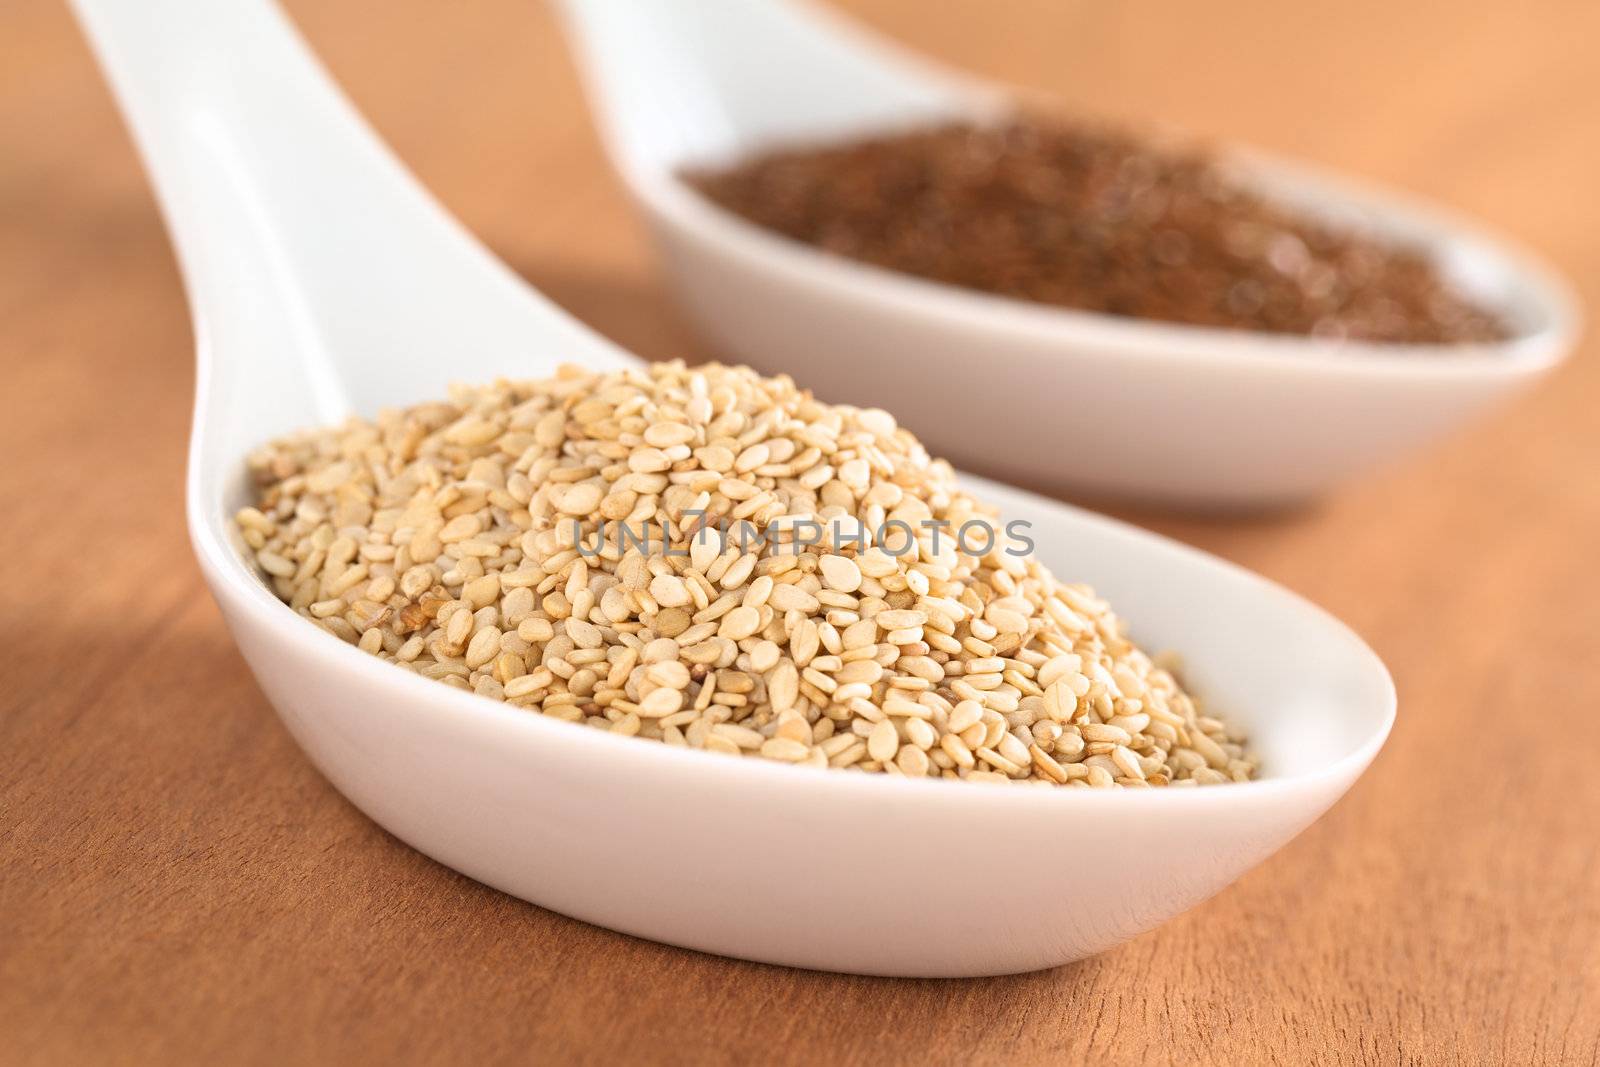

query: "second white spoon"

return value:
[555, 0, 1578, 508]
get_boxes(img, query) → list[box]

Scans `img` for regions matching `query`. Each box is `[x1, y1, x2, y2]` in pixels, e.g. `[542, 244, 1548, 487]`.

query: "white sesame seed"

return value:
[718, 605, 762, 641]
[760, 737, 811, 762]
[867, 719, 899, 763]
[649, 574, 692, 608]
[238, 361, 1252, 789]
[818, 554, 863, 593]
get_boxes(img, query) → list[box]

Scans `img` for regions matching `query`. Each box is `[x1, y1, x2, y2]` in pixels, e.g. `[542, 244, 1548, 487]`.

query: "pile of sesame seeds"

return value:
[237, 361, 1255, 788]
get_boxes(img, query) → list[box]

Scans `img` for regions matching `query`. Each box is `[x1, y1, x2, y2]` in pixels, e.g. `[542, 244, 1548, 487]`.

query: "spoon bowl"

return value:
[555, 0, 1579, 509]
[75, 0, 1393, 976]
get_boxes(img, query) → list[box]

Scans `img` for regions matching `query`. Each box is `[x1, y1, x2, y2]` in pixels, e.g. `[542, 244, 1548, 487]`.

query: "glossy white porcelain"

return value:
[74, 0, 1394, 976]
[555, 0, 1579, 508]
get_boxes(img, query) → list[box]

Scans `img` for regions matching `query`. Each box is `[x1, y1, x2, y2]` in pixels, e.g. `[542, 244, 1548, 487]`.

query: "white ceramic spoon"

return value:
[74, 0, 1394, 977]
[554, 0, 1579, 509]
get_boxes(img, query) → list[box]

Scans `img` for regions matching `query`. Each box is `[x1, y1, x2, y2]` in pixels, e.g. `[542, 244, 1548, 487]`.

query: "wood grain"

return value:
[3, 1, 1597, 1063]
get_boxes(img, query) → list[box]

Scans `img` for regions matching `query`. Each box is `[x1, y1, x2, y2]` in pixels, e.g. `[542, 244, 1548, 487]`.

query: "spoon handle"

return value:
[553, 0, 996, 177]
[71, 0, 625, 427]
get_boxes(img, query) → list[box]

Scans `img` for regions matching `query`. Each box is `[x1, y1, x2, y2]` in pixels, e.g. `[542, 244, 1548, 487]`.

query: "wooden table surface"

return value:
[4, 1, 1597, 1063]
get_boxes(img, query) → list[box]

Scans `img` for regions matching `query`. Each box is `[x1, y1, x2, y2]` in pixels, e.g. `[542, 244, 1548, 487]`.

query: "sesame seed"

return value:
[867, 719, 899, 763]
[818, 554, 863, 593]
[238, 361, 1254, 789]
[760, 737, 811, 762]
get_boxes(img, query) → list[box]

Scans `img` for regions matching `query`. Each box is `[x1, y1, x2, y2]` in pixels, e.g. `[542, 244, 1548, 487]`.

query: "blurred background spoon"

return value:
[554, 0, 1579, 509]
